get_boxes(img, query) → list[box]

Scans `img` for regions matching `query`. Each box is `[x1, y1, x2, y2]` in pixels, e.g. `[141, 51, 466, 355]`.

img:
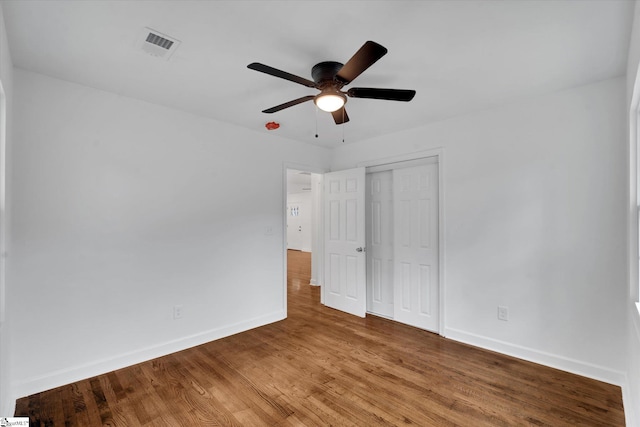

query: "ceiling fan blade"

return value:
[248, 63, 318, 88]
[331, 107, 350, 125]
[262, 95, 315, 113]
[335, 41, 388, 85]
[347, 87, 416, 102]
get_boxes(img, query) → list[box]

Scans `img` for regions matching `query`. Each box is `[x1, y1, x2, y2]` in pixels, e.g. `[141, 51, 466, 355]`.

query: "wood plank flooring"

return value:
[15, 249, 625, 426]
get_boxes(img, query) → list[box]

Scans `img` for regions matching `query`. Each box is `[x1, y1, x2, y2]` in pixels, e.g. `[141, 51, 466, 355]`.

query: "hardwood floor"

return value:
[16, 249, 625, 426]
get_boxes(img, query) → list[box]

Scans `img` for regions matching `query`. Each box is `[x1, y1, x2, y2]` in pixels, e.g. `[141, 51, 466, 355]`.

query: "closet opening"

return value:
[365, 156, 441, 333]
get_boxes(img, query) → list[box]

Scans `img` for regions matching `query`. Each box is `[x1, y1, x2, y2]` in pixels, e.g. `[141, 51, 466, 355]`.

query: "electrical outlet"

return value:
[498, 306, 509, 321]
[173, 305, 183, 320]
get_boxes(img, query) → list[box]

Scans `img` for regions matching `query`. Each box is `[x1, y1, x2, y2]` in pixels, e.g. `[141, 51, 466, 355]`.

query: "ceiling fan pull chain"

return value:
[315, 106, 319, 138]
[342, 108, 345, 143]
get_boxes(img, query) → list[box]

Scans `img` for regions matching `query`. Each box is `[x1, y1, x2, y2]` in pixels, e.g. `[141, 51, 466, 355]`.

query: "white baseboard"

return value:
[443, 327, 626, 387]
[12, 310, 286, 400]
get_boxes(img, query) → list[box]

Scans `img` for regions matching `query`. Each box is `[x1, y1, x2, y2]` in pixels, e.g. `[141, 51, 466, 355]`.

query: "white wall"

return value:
[9, 69, 331, 398]
[626, 1, 640, 425]
[0, 3, 13, 417]
[332, 77, 628, 386]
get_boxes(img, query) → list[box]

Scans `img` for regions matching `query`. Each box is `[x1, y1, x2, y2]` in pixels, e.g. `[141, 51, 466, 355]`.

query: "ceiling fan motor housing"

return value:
[311, 61, 344, 84]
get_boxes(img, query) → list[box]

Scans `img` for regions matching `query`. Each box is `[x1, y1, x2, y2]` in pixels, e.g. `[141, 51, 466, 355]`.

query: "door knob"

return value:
[356, 247, 365, 253]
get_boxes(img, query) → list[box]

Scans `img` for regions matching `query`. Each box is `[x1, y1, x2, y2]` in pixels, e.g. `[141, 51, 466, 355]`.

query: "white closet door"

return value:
[324, 167, 367, 317]
[287, 201, 302, 250]
[287, 193, 312, 252]
[366, 171, 394, 318]
[393, 164, 439, 332]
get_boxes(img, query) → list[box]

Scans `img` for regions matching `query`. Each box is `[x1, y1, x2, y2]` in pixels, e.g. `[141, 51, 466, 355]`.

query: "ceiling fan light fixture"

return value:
[248, 41, 414, 126]
[314, 92, 346, 112]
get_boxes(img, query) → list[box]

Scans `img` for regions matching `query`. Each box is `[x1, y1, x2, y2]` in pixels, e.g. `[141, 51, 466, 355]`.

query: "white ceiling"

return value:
[1, 0, 634, 148]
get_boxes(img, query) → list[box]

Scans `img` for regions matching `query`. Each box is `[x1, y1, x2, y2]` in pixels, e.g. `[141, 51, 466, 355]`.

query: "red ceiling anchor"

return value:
[265, 121, 280, 130]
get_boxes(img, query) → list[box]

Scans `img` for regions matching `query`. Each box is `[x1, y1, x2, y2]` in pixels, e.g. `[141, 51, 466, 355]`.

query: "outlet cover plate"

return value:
[173, 305, 183, 320]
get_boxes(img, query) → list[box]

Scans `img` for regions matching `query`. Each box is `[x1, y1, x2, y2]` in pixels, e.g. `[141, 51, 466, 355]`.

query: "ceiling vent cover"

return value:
[137, 28, 180, 60]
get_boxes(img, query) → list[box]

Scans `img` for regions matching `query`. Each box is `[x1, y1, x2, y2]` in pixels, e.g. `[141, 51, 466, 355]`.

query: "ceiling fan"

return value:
[247, 41, 416, 125]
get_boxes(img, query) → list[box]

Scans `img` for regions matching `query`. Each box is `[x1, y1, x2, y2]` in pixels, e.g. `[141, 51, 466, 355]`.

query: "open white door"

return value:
[393, 163, 439, 332]
[323, 167, 367, 317]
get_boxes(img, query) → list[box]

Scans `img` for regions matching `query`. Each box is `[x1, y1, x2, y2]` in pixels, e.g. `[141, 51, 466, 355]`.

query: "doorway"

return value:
[285, 169, 323, 293]
[286, 171, 312, 252]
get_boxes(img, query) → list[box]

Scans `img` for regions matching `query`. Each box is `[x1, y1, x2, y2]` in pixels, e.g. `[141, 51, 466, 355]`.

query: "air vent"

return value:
[137, 27, 180, 60]
[146, 33, 174, 50]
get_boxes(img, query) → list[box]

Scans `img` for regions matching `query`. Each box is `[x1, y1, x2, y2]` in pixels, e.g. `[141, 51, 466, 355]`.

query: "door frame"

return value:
[365, 157, 439, 324]
[283, 163, 328, 315]
[356, 148, 445, 335]
[282, 148, 445, 336]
